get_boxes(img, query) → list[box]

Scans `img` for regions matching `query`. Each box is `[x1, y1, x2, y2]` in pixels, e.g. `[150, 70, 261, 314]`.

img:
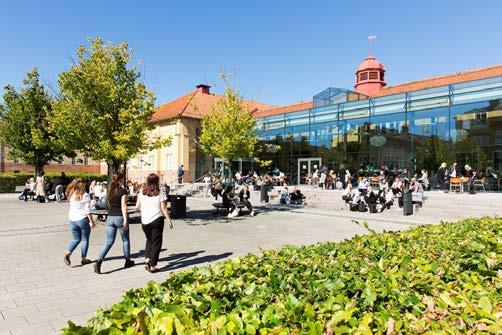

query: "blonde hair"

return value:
[66, 178, 86, 201]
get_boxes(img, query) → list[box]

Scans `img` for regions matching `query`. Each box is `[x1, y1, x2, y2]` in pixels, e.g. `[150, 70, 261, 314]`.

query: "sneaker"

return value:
[94, 260, 102, 274]
[64, 254, 71, 266]
[124, 259, 135, 268]
[250, 211, 255, 217]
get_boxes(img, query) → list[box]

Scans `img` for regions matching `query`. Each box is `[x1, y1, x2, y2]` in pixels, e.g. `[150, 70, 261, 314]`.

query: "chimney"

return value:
[196, 84, 211, 94]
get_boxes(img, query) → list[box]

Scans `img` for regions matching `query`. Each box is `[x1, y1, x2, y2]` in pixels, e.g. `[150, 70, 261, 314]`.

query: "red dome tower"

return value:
[354, 55, 386, 96]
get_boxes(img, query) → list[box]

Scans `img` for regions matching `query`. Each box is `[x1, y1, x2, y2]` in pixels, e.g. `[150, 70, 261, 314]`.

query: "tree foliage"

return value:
[199, 85, 258, 165]
[50, 38, 170, 173]
[0, 68, 69, 174]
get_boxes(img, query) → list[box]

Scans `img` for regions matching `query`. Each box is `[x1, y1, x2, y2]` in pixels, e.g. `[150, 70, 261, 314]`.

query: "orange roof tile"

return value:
[152, 89, 272, 122]
[372, 64, 502, 97]
[252, 101, 313, 118]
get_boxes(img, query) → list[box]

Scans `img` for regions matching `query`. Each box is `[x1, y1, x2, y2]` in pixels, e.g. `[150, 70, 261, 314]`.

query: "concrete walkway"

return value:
[0, 191, 495, 334]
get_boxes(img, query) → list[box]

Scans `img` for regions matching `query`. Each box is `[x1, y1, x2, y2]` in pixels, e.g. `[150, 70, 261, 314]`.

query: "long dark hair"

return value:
[108, 173, 125, 200]
[143, 173, 160, 197]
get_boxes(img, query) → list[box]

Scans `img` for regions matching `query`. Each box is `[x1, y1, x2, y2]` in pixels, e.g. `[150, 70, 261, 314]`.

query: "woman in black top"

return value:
[94, 173, 134, 274]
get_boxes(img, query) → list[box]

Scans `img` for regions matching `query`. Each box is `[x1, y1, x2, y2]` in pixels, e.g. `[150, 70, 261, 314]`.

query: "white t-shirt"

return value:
[138, 193, 165, 224]
[68, 193, 91, 221]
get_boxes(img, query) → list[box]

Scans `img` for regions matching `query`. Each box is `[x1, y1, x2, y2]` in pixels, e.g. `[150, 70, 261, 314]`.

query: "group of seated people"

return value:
[18, 173, 69, 203]
[212, 184, 255, 218]
[342, 175, 424, 213]
[280, 186, 305, 205]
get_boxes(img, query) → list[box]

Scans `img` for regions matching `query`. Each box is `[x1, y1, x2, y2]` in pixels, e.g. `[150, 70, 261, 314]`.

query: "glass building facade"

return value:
[255, 76, 502, 186]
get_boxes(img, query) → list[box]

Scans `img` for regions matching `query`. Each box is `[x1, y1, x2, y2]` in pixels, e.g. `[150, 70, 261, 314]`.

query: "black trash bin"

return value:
[169, 194, 186, 219]
[369, 203, 377, 213]
[260, 184, 269, 203]
[402, 189, 413, 216]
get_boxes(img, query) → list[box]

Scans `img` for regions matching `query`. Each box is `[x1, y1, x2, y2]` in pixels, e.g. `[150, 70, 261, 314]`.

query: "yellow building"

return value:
[127, 85, 271, 183]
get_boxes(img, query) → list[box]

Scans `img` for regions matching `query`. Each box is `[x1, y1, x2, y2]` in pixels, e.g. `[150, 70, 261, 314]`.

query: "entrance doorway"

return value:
[297, 158, 322, 185]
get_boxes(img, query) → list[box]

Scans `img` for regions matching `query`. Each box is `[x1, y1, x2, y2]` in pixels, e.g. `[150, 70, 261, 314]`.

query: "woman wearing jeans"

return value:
[94, 173, 135, 274]
[136, 173, 173, 273]
[64, 178, 95, 266]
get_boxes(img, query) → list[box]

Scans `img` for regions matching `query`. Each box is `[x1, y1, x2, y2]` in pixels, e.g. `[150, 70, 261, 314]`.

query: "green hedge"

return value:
[0, 172, 107, 193]
[63, 217, 501, 334]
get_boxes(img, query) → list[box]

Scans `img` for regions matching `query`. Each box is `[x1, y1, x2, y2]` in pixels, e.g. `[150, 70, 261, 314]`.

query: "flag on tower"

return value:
[368, 35, 377, 40]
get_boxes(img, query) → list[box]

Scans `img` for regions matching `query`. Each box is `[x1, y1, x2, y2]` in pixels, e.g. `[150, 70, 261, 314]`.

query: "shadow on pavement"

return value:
[158, 251, 233, 272]
[100, 250, 206, 274]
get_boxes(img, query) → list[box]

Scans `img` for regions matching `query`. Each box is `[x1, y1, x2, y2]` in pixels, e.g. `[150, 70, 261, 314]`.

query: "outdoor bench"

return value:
[212, 202, 245, 214]
[91, 206, 137, 221]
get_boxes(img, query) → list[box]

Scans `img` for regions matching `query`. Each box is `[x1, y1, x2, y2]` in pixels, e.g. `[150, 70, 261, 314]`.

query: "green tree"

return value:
[0, 69, 70, 175]
[51, 38, 170, 180]
[199, 84, 258, 181]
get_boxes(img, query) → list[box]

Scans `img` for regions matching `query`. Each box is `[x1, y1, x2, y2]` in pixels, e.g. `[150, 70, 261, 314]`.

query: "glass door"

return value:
[297, 158, 322, 184]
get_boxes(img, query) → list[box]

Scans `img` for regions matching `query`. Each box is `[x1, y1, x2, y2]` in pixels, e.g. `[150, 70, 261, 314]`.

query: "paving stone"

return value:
[0, 306, 38, 321]
[10, 323, 53, 335]
[24, 309, 63, 325]
[0, 316, 28, 332]
[0, 191, 500, 333]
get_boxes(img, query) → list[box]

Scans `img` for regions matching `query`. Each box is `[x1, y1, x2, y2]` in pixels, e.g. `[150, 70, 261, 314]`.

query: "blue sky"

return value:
[1, 0, 501, 107]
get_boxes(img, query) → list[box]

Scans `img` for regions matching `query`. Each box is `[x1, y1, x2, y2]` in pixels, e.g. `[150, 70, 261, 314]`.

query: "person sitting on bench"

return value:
[364, 186, 379, 212]
[341, 184, 354, 204]
[19, 178, 36, 201]
[289, 186, 304, 205]
[232, 185, 255, 217]
[377, 188, 394, 212]
[211, 175, 224, 200]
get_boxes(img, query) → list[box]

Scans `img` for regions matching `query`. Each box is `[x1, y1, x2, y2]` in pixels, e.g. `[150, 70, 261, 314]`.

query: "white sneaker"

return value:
[250, 211, 255, 217]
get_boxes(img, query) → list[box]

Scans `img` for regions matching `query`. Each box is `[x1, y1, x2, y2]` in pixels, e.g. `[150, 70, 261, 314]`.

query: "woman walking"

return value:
[64, 178, 95, 266]
[136, 173, 173, 273]
[94, 173, 135, 274]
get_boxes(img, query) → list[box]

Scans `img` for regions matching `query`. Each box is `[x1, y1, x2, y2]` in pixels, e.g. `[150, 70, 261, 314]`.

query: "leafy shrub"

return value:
[0, 172, 107, 193]
[63, 218, 502, 334]
[0, 175, 18, 193]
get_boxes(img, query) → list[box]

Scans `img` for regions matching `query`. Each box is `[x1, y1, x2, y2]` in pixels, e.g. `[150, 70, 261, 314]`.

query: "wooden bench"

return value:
[15, 186, 25, 193]
[212, 202, 245, 214]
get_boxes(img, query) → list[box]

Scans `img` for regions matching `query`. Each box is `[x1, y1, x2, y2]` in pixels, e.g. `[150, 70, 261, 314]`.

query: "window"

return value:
[495, 130, 502, 145]
[369, 71, 379, 80]
[57, 158, 63, 165]
[83, 156, 88, 165]
[494, 151, 502, 172]
[164, 153, 173, 170]
[359, 72, 368, 81]
[149, 154, 155, 169]
[473, 112, 487, 126]
[380, 72, 385, 81]
[71, 157, 76, 165]
[13, 157, 20, 164]
[472, 135, 489, 146]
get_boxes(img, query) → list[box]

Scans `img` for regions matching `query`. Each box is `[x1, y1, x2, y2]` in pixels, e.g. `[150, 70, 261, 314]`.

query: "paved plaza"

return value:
[0, 191, 500, 334]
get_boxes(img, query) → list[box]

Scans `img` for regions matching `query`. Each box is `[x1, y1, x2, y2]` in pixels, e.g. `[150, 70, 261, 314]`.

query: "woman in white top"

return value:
[64, 178, 95, 266]
[136, 173, 173, 273]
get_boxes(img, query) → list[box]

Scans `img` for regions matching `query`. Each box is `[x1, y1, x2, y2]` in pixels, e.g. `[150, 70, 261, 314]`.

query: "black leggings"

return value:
[231, 199, 253, 212]
[141, 217, 164, 267]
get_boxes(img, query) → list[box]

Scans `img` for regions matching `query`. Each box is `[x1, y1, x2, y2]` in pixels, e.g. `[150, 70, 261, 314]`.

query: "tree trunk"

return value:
[35, 164, 45, 178]
[226, 159, 233, 188]
[107, 160, 121, 191]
